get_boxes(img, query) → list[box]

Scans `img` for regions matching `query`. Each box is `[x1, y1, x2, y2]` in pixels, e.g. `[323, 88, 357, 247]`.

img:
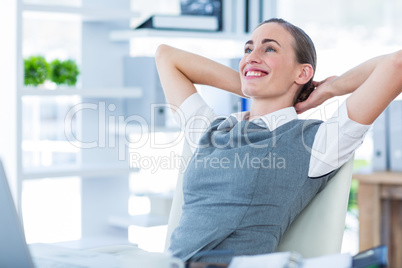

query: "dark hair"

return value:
[258, 18, 317, 104]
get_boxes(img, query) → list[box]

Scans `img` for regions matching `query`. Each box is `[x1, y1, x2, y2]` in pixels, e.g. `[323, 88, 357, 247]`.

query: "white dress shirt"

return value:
[173, 93, 371, 177]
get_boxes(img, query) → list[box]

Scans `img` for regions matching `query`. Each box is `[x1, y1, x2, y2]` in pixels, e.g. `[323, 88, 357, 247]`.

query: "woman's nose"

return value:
[246, 50, 261, 64]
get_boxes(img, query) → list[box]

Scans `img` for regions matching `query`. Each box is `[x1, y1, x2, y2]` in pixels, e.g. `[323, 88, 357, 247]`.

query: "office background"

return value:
[1, 0, 401, 255]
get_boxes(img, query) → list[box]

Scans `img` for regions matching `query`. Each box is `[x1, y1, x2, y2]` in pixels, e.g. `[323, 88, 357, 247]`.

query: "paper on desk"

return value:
[229, 251, 302, 268]
[302, 253, 352, 268]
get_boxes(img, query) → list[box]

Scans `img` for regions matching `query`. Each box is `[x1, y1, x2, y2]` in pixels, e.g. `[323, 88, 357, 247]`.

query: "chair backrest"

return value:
[164, 140, 354, 258]
[165, 141, 192, 252]
[275, 154, 354, 257]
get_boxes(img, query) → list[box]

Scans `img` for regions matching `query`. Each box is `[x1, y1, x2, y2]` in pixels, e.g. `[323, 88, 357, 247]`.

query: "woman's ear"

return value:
[295, 64, 314, 85]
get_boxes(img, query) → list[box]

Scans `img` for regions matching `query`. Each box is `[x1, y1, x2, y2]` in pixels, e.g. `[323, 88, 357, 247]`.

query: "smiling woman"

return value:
[239, 19, 315, 117]
[240, 18, 316, 114]
[154, 18, 402, 264]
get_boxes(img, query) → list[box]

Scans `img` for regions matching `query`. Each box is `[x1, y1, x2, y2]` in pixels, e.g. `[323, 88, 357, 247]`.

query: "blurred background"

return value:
[1, 0, 401, 258]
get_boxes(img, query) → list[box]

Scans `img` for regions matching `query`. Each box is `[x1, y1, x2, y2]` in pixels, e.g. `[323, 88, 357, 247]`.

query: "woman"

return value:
[155, 18, 402, 263]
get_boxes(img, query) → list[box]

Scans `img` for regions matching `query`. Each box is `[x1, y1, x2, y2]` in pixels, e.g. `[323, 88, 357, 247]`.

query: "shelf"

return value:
[22, 163, 139, 180]
[110, 193, 173, 228]
[49, 235, 133, 250]
[22, 4, 140, 21]
[109, 214, 169, 228]
[109, 29, 249, 42]
[116, 125, 181, 134]
[20, 87, 143, 98]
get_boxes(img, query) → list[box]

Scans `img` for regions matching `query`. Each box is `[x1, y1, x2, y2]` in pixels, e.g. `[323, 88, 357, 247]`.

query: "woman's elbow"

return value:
[389, 50, 402, 88]
[156, 44, 181, 72]
[155, 44, 167, 62]
[391, 50, 402, 71]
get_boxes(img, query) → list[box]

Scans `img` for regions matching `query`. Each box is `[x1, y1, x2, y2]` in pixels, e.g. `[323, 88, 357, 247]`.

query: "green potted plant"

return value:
[24, 55, 49, 86]
[49, 59, 80, 87]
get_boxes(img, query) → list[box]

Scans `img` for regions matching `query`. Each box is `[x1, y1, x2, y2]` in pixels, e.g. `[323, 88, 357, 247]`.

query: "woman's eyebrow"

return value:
[245, 40, 253, 46]
[262, 39, 281, 47]
[244, 39, 281, 47]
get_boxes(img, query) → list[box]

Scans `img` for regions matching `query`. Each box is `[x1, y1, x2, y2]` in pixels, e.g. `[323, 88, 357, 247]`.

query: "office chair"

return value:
[164, 141, 355, 258]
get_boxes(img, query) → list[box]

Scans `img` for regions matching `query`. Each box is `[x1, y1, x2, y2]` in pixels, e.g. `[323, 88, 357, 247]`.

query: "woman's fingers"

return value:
[295, 79, 335, 114]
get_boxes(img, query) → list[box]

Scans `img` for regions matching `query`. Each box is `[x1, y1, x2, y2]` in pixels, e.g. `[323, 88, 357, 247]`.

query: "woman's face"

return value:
[239, 23, 301, 100]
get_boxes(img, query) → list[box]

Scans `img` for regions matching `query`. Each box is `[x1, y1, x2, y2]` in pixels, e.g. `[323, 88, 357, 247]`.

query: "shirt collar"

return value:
[217, 107, 298, 131]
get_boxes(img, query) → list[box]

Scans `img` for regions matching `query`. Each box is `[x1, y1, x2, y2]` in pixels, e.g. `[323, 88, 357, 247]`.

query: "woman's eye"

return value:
[245, 48, 252, 54]
[266, 47, 275, 52]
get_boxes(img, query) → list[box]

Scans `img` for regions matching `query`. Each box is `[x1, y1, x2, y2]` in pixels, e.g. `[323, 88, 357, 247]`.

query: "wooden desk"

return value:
[354, 172, 402, 268]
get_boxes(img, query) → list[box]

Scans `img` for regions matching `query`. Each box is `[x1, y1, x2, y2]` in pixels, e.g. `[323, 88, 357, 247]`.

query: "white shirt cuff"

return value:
[338, 101, 371, 138]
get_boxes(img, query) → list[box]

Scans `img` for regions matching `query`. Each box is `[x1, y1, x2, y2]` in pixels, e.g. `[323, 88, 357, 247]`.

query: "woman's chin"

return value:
[242, 87, 259, 97]
[242, 89, 263, 98]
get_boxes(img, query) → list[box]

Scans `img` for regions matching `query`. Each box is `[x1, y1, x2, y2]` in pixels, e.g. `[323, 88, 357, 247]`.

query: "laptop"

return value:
[0, 160, 121, 268]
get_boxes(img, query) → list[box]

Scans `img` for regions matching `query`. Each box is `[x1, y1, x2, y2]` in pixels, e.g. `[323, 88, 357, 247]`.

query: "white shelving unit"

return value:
[110, 214, 170, 228]
[0, 0, 23, 211]
[22, 3, 140, 20]
[20, 87, 142, 98]
[1, 0, 147, 246]
[21, 164, 139, 180]
[110, 28, 249, 41]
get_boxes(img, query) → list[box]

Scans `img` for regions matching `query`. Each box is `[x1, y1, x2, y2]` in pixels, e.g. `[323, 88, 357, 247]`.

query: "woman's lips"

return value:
[244, 69, 269, 79]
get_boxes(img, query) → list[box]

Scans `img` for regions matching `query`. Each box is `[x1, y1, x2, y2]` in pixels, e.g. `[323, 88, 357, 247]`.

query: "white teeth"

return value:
[246, 71, 263, 77]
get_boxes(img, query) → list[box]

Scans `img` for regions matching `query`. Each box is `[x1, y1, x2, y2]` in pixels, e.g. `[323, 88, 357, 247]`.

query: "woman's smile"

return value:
[244, 67, 269, 79]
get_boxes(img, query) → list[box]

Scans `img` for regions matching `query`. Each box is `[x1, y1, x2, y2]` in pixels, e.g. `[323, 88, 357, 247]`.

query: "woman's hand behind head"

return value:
[294, 76, 338, 114]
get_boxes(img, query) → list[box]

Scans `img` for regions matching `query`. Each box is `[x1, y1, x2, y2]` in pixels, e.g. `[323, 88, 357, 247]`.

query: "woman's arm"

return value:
[295, 50, 402, 124]
[155, 44, 243, 112]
